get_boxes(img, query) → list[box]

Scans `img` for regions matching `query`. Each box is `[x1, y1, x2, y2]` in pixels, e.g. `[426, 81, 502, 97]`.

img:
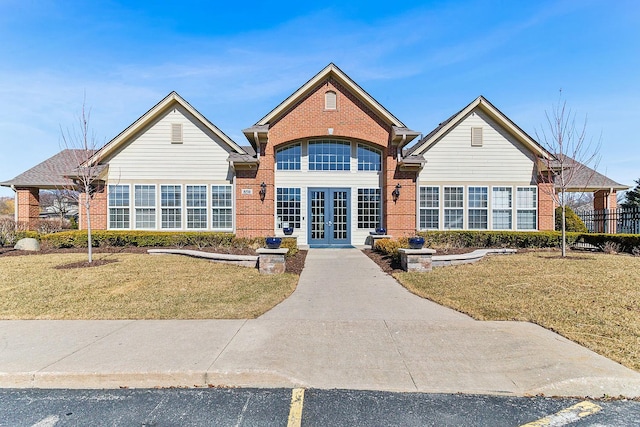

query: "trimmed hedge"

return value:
[38, 230, 299, 257]
[574, 233, 640, 254]
[415, 230, 577, 249]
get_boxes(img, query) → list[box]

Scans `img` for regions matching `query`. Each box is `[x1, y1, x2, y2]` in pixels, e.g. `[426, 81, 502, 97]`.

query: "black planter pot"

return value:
[283, 227, 294, 235]
[408, 236, 425, 249]
[266, 237, 282, 249]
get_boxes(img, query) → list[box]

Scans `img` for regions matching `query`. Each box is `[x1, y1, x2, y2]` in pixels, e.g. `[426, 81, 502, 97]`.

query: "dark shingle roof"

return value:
[551, 155, 628, 191]
[0, 149, 94, 188]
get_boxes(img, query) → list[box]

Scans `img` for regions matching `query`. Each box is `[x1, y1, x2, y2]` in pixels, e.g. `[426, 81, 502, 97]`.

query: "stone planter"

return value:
[266, 237, 282, 249]
[408, 236, 425, 249]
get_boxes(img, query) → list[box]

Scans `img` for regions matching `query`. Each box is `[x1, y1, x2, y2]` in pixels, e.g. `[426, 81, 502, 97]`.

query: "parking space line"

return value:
[519, 400, 602, 426]
[287, 388, 305, 427]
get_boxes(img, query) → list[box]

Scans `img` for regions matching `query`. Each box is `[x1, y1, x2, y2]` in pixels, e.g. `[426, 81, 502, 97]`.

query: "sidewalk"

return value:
[1, 248, 639, 397]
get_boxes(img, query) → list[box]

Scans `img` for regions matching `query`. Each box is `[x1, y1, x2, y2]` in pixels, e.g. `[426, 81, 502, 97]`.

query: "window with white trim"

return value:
[186, 185, 207, 229]
[308, 140, 351, 171]
[325, 91, 337, 110]
[468, 187, 488, 229]
[444, 186, 464, 229]
[134, 185, 155, 229]
[276, 188, 301, 229]
[517, 187, 537, 230]
[161, 185, 182, 229]
[357, 144, 381, 171]
[108, 185, 130, 229]
[357, 188, 381, 229]
[276, 143, 301, 170]
[211, 185, 233, 230]
[419, 186, 439, 229]
[492, 187, 512, 230]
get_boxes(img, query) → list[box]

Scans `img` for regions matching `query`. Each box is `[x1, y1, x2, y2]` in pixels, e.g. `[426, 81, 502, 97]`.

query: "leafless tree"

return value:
[60, 101, 102, 263]
[536, 92, 601, 257]
[39, 189, 78, 227]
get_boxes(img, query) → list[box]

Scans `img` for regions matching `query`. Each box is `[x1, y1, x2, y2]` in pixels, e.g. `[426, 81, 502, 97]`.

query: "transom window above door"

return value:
[308, 140, 351, 171]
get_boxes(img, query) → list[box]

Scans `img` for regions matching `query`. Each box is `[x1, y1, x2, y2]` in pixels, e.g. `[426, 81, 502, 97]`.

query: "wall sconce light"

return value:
[259, 182, 267, 201]
[392, 184, 401, 202]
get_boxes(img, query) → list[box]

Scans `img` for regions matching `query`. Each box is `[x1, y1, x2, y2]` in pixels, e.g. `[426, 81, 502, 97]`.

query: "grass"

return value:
[0, 253, 299, 319]
[395, 251, 640, 371]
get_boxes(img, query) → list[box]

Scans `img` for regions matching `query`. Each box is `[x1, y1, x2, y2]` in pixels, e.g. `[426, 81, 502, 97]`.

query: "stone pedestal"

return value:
[366, 234, 392, 248]
[398, 248, 436, 272]
[256, 248, 289, 274]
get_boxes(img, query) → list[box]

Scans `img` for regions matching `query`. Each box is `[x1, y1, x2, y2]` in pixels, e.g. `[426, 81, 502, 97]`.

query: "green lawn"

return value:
[396, 251, 640, 371]
[0, 253, 298, 319]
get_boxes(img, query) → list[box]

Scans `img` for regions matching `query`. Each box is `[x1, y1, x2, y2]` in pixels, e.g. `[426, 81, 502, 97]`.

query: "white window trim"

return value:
[443, 186, 465, 230]
[160, 184, 183, 230]
[418, 185, 440, 230]
[467, 186, 488, 230]
[133, 184, 157, 230]
[211, 184, 234, 231]
[186, 184, 209, 230]
[516, 186, 538, 230]
[491, 186, 514, 231]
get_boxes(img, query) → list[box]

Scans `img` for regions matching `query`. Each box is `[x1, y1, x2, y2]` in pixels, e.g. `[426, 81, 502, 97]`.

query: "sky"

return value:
[0, 0, 639, 198]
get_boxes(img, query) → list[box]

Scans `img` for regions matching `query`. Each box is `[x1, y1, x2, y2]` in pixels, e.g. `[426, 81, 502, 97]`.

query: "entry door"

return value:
[308, 188, 350, 247]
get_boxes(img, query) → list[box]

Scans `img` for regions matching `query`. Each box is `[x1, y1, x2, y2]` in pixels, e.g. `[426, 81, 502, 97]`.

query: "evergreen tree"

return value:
[621, 179, 640, 208]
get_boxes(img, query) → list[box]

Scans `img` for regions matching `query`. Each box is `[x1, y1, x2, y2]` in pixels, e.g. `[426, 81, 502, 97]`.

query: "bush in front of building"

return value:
[555, 206, 588, 232]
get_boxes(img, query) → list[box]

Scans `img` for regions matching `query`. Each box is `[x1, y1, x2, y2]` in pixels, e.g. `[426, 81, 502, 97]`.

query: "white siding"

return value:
[418, 109, 537, 185]
[106, 106, 233, 183]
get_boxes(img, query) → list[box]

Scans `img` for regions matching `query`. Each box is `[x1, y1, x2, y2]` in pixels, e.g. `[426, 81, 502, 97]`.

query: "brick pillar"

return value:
[235, 142, 274, 238]
[383, 148, 418, 238]
[78, 184, 107, 230]
[15, 187, 40, 230]
[594, 190, 617, 233]
[537, 182, 556, 231]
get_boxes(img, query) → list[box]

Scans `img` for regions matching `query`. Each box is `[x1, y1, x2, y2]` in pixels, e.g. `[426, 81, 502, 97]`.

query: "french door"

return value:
[308, 188, 350, 247]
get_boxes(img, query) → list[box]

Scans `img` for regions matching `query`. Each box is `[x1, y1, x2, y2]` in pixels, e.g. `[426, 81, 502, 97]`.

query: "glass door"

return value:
[308, 188, 350, 247]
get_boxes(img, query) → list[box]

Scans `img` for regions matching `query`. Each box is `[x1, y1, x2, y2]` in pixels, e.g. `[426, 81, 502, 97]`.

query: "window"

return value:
[134, 185, 155, 229]
[211, 185, 233, 229]
[357, 144, 381, 171]
[517, 187, 537, 230]
[186, 185, 207, 229]
[161, 185, 182, 229]
[492, 187, 512, 230]
[357, 188, 381, 229]
[468, 187, 488, 229]
[108, 185, 130, 229]
[471, 127, 483, 147]
[308, 140, 351, 171]
[171, 123, 183, 144]
[325, 91, 337, 110]
[276, 144, 301, 170]
[419, 186, 439, 229]
[276, 188, 301, 229]
[444, 187, 464, 229]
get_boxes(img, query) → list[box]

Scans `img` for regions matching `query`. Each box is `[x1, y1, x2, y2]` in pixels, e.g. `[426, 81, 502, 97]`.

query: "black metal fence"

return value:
[577, 207, 640, 234]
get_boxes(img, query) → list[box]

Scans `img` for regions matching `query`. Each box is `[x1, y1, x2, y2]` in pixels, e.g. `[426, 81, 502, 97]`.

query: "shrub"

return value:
[415, 230, 573, 249]
[555, 206, 588, 232]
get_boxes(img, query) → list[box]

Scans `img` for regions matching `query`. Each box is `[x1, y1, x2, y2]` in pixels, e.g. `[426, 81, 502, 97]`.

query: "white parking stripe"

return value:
[31, 415, 60, 427]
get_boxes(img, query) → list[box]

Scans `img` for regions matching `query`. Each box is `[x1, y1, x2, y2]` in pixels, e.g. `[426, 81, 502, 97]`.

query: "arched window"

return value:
[357, 144, 381, 171]
[275, 143, 301, 170]
[325, 91, 337, 110]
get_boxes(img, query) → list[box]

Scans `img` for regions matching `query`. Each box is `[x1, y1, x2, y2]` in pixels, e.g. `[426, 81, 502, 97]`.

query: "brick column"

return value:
[537, 182, 556, 231]
[15, 188, 40, 230]
[235, 142, 274, 238]
[383, 148, 418, 238]
[78, 184, 107, 230]
[594, 190, 617, 233]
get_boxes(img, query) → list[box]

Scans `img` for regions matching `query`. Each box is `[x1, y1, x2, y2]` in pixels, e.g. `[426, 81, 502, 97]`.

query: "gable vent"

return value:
[471, 127, 483, 147]
[325, 91, 337, 110]
[171, 123, 183, 144]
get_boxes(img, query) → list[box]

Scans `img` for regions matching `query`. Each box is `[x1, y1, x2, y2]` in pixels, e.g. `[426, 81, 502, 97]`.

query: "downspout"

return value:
[253, 131, 260, 160]
[10, 185, 17, 222]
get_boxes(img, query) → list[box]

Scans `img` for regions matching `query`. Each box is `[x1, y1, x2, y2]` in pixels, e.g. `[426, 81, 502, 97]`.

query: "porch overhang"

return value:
[391, 126, 421, 148]
[242, 124, 269, 152]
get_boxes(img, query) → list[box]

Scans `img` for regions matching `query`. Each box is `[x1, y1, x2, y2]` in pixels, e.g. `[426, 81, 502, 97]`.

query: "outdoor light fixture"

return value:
[259, 182, 267, 201]
[392, 183, 401, 202]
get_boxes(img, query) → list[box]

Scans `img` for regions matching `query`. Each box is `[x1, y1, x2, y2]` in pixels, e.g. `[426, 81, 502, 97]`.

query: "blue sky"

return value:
[1, 0, 638, 197]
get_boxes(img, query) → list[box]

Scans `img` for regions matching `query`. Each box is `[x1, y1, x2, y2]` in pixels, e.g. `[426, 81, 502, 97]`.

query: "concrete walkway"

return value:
[1, 248, 639, 397]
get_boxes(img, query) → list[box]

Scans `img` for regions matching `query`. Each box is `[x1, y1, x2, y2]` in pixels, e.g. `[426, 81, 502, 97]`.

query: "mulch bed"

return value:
[0, 245, 308, 275]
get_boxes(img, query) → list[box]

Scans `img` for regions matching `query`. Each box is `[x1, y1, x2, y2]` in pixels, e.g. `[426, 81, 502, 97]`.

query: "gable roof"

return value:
[256, 63, 408, 128]
[551, 155, 628, 191]
[406, 96, 550, 159]
[87, 91, 245, 166]
[0, 149, 94, 189]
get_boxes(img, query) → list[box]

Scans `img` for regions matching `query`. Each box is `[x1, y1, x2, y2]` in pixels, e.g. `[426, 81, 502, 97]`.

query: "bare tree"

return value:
[60, 101, 102, 263]
[40, 189, 78, 227]
[536, 92, 601, 257]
